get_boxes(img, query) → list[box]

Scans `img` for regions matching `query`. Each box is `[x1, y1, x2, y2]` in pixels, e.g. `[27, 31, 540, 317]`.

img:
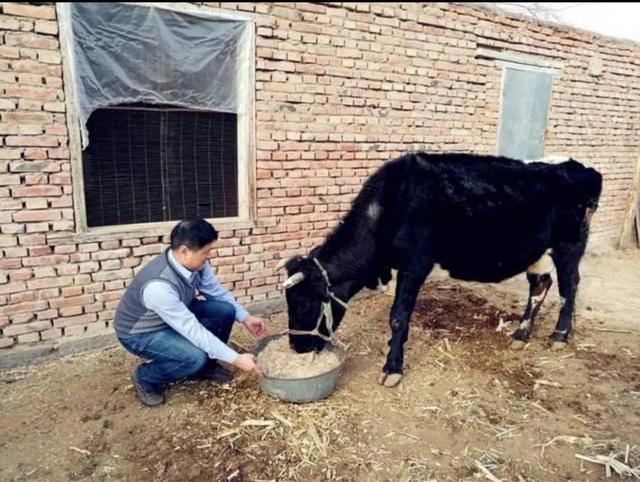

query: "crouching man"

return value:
[114, 218, 268, 406]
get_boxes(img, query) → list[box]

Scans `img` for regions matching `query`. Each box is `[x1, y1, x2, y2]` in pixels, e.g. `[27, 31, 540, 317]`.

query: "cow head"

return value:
[277, 255, 348, 354]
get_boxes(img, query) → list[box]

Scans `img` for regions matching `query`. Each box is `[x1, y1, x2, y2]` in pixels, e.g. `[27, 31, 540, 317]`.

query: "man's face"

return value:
[176, 242, 215, 271]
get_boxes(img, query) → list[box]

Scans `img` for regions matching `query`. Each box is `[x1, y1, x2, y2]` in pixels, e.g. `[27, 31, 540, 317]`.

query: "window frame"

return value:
[476, 48, 562, 159]
[56, 2, 256, 242]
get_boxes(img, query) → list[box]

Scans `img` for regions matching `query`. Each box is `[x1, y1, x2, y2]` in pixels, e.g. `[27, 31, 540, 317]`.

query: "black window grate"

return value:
[82, 106, 238, 227]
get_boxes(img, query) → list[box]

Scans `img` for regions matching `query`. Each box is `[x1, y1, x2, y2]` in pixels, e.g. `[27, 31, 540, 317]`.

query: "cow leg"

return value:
[511, 250, 554, 349]
[549, 246, 583, 349]
[378, 265, 432, 388]
[510, 273, 553, 348]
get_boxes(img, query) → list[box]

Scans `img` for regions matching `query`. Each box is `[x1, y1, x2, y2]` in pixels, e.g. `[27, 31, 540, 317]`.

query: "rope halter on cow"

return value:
[281, 257, 349, 342]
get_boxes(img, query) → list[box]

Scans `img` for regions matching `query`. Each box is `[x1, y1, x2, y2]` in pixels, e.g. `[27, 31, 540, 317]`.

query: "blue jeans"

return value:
[118, 297, 236, 391]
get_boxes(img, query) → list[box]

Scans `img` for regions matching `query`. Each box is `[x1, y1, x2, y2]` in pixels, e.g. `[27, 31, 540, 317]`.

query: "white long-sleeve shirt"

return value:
[142, 250, 248, 363]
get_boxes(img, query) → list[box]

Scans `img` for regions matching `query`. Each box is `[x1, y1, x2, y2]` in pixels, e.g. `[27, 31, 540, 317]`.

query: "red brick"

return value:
[17, 99, 41, 110]
[18, 234, 45, 246]
[38, 287, 59, 299]
[2, 3, 56, 20]
[132, 245, 163, 256]
[32, 267, 55, 278]
[23, 148, 48, 160]
[0, 337, 16, 348]
[0, 14, 20, 30]
[0, 281, 25, 295]
[5, 135, 60, 147]
[61, 286, 83, 297]
[13, 209, 61, 222]
[35, 19, 57, 35]
[11, 185, 62, 197]
[84, 302, 104, 314]
[47, 147, 69, 159]
[53, 245, 76, 254]
[91, 268, 133, 282]
[49, 294, 94, 309]
[0, 149, 23, 159]
[24, 174, 46, 184]
[32, 301, 54, 317]
[37, 50, 60, 64]
[0, 258, 21, 269]
[10, 291, 34, 303]
[0, 174, 20, 185]
[3, 112, 53, 124]
[24, 200, 47, 212]
[53, 313, 97, 328]
[91, 248, 131, 261]
[3, 246, 28, 258]
[29, 246, 51, 257]
[0, 45, 20, 59]
[83, 283, 104, 294]
[0, 300, 48, 316]
[123, 257, 141, 268]
[5, 32, 58, 50]
[50, 195, 72, 208]
[78, 243, 99, 253]
[27, 276, 72, 290]
[40, 327, 61, 340]
[17, 332, 40, 343]
[9, 160, 55, 172]
[25, 222, 49, 233]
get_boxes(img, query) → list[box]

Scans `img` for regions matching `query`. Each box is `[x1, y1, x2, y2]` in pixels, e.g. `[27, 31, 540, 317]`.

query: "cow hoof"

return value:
[551, 341, 567, 351]
[510, 340, 527, 350]
[377, 372, 403, 387]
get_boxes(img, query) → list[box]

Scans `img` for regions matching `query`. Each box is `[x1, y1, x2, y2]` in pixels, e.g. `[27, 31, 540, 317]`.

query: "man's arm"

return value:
[142, 281, 239, 363]
[198, 263, 249, 322]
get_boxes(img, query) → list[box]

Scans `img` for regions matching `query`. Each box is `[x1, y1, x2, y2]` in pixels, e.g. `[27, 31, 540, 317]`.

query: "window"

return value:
[57, 3, 255, 234]
[83, 106, 238, 227]
[498, 66, 554, 160]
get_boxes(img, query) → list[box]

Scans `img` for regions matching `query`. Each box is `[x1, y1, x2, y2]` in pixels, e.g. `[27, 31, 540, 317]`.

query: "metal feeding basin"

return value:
[253, 333, 346, 403]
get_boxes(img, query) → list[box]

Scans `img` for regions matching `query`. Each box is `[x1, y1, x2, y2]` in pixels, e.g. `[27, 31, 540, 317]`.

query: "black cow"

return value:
[276, 152, 602, 387]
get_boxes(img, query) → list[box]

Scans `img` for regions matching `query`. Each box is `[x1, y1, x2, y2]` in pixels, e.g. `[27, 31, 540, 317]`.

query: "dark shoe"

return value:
[131, 368, 165, 407]
[195, 363, 235, 383]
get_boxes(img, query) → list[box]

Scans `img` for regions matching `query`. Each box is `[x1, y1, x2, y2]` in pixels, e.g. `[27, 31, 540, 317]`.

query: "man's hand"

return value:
[243, 315, 268, 339]
[232, 353, 261, 376]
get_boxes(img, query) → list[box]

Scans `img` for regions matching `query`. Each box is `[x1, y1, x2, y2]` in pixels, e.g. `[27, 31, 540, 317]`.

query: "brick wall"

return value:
[0, 2, 638, 350]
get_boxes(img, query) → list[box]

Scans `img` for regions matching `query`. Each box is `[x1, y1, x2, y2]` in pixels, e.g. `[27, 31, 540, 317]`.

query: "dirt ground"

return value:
[1, 249, 639, 482]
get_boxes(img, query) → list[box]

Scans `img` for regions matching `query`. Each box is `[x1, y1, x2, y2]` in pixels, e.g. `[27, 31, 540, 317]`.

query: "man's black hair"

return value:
[170, 218, 218, 250]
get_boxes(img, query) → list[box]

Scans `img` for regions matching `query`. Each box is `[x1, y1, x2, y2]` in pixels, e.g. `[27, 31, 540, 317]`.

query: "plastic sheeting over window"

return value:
[58, 3, 250, 148]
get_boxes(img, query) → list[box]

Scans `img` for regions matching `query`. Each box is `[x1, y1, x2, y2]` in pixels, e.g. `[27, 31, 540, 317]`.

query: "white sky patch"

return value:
[489, 3, 640, 44]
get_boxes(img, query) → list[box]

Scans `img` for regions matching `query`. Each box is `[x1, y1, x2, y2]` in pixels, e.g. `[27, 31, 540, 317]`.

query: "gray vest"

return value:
[114, 249, 201, 339]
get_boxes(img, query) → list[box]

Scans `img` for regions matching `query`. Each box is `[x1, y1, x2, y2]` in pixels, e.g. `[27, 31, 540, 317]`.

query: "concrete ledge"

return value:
[0, 333, 119, 371]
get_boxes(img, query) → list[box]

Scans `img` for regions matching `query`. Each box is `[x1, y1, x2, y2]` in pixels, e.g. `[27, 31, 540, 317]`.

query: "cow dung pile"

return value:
[257, 335, 342, 379]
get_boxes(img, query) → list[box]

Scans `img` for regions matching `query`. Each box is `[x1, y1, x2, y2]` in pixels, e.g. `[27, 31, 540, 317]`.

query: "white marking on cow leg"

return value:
[367, 202, 381, 223]
[559, 296, 566, 308]
[527, 250, 554, 275]
[518, 319, 532, 331]
[531, 293, 545, 304]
